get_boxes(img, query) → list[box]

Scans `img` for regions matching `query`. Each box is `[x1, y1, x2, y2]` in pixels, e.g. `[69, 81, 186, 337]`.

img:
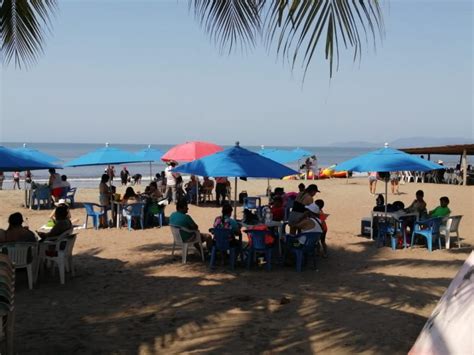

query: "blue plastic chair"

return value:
[374, 217, 398, 248]
[83, 203, 105, 230]
[123, 203, 145, 231]
[209, 228, 237, 270]
[153, 209, 165, 228]
[65, 188, 77, 207]
[286, 232, 321, 272]
[32, 186, 52, 210]
[411, 217, 443, 252]
[244, 229, 272, 271]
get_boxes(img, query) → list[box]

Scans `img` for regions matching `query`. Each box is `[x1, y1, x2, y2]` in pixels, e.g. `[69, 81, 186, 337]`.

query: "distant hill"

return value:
[328, 141, 380, 148]
[390, 137, 473, 148]
[328, 137, 473, 148]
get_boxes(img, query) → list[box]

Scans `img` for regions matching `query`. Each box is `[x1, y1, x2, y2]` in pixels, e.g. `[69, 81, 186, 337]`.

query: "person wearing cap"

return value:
[291, 203, 323, 247]
[0, 212, 37, 243]
[288, 184, 320, 234]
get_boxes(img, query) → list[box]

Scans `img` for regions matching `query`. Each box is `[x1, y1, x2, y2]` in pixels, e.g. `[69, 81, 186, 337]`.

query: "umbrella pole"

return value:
[196, 178, 199, 206]
[233, 177, 237, 219]
[149, 162, 152, 183]
[384, 180, 388, 216]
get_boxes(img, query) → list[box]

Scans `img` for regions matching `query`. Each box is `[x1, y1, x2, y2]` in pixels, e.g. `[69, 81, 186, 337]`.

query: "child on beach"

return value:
[12, 171, 21, 190]
[429, 196, 451, 218]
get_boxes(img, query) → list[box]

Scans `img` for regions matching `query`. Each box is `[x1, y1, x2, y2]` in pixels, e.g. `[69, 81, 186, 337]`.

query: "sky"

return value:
[1, 0, 473, 147]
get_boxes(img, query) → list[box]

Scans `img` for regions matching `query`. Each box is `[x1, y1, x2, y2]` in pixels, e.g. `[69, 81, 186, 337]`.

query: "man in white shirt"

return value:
[165, 162, 179, 203]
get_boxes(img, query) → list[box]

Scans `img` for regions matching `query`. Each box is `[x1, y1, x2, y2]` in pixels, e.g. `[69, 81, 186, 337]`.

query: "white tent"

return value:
[409, 251, 473, 355]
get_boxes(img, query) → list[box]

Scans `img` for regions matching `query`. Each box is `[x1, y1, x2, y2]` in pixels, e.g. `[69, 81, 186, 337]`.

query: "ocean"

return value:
[1, 142, 465, 188]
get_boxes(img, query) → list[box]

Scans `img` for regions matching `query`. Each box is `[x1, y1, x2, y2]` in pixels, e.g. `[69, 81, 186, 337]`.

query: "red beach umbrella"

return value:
[161, 141, 223, 162]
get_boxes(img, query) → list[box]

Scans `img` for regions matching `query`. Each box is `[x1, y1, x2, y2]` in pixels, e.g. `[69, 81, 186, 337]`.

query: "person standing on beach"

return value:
[368, 172, 378, 194]
[120, 167, 130, 186]
[215, 177, 229, 205]
[48, 168, 62, 201]
[25, 170, 32, 185]
[165, 162, 178, 203]
[12, 171, 21, 190]
[99, 174, 112, 227]
[0, 171, 4, 190]
[390, 172, 400, 194]
[107, 166, 116, 182]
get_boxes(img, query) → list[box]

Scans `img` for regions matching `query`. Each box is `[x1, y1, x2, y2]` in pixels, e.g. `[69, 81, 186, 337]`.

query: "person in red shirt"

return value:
[270, 196, 285, 221]
[315, 199, 328, 258]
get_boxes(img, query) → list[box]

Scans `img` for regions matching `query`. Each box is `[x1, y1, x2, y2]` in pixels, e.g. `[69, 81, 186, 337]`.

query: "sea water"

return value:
[0, 142, 464, 188]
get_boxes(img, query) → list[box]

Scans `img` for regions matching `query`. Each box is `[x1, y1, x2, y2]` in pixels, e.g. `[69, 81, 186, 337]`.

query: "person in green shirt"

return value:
[429, 196, 451, 218]
[169, 200, 212, 252]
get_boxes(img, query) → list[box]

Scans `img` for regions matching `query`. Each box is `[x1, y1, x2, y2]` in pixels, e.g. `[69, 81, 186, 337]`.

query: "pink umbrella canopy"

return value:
[161, 141, 223, 162]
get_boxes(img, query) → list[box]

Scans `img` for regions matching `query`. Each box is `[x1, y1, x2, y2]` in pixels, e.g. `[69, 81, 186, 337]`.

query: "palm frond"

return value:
[1, 0, 57, 69]
[190, 0, 263, 54]
[264, 0, 385, 78]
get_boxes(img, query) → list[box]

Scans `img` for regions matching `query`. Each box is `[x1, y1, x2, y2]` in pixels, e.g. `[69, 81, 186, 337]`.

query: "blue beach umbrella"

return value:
[335, 144, 443, 212]
[259, 148, 306, 164]
[0, 146, 61, 171]
[335, 144, 442, 173]
[174, 142, 298, 217]
[293, 147, 312, 158]
[135, 145, 164, 180]
[14, 143, 61, 163]
[64, 143, 146, 167]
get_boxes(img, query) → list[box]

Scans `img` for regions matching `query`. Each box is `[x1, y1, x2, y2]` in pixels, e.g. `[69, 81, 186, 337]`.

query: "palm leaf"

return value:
[191, 0, 263, 54]
[264, 0, 385, 78]
[1, 0, 57, 68]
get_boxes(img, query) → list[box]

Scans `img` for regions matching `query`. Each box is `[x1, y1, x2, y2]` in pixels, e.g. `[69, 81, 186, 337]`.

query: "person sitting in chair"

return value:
[200, 177, 214, 202]
[405, 190, 427, 217]
[213, 203, 242, 247]
[169, 199, 212, 250]
[0, 212, 37, 243]
[429, 196, 451, 218]
[37, 205, 72, 240]
[290, 203, 323, 248]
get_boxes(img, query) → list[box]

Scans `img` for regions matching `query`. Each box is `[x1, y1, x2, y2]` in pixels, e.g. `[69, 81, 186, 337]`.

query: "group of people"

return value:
[0, 170, 33, 190]
[368, 171, 401, 195]
[98, 173, 167, 229]
[373, 189, 451, 219]
[161, 162, 230, 205]
[0, 199, 73, 243]
[301, 155, 318, 179]
[168, 182, 330, 261]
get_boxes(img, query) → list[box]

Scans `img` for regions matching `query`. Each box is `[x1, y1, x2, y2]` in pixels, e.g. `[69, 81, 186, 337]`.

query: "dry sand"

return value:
[0, 178, 472, 354]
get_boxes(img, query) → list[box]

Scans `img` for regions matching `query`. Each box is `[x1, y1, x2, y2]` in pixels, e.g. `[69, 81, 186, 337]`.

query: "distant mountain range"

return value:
[329, 137, 473, 148]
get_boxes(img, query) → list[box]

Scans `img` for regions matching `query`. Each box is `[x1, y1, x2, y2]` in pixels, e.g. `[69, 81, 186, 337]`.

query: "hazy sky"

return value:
[1, 0, 472, 146]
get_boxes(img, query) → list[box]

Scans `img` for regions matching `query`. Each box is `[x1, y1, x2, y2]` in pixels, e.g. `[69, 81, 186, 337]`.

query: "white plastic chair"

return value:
[42, 234, 77, 285]
[1, 243, 37, 290]
[414, 172, 424, 183]
[439, 215, 463, 249]
[170, 225, 204, 264]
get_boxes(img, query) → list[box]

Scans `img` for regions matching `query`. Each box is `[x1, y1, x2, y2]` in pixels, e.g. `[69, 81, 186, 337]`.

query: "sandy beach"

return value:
[0, 178, 472, 354]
